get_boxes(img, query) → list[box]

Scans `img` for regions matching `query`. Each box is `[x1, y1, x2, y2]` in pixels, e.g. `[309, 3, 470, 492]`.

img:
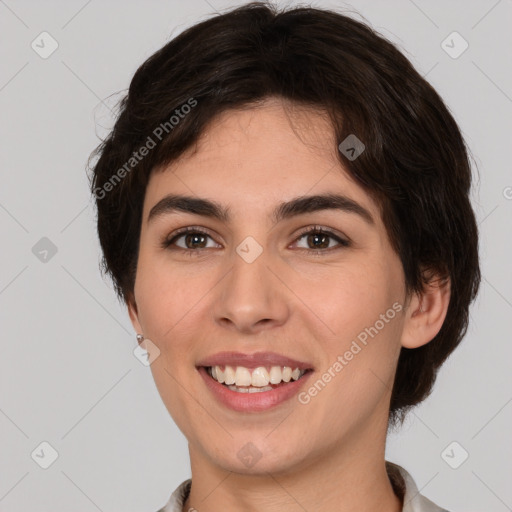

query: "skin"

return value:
[128, 97, 450, 512]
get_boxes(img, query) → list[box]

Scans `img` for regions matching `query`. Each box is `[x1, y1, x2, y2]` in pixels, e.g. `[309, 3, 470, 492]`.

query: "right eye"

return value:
[161, 227, 220, 253]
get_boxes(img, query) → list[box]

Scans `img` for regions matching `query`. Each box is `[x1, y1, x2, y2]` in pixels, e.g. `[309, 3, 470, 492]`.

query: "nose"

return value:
[213, 247, 290, 335]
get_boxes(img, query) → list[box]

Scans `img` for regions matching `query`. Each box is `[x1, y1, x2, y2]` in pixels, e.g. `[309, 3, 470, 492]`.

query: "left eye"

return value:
[292, 227, 350, 251]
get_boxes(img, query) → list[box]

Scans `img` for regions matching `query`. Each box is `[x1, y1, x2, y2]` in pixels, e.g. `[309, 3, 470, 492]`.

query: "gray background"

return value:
[1, 0, 511, 510]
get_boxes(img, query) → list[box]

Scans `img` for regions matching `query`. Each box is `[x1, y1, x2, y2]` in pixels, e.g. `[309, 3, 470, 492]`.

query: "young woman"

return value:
[89, 3, 480, 511]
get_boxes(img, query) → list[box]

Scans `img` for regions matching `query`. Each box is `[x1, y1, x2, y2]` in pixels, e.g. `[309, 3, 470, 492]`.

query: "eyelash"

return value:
[160, 225, 350, 257]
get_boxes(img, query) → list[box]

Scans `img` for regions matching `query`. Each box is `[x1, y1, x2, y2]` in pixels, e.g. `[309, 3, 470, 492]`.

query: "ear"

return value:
[400, 271, 451, 349]
[126, 293, 144, 344]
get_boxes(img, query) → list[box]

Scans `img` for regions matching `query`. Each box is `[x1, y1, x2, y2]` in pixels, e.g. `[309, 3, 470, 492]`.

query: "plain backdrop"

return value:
[1, 0, 511, 510]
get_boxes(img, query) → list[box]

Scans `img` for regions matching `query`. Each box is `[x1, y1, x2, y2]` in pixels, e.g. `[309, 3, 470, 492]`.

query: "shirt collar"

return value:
[386, 462, 449, 512]
[157, 462, 448, 512]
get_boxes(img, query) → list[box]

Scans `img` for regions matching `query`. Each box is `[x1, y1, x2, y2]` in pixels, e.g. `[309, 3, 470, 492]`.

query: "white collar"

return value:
[388, 462, 449, 512]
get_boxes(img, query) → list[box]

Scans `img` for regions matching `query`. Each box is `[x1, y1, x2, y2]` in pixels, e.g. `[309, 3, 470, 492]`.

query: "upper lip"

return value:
[197, 351, 314, 370]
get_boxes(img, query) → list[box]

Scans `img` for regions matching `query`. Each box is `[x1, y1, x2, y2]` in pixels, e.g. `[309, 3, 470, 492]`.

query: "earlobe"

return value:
[126, 293, 143, 335]
[400, 274, 451, 349]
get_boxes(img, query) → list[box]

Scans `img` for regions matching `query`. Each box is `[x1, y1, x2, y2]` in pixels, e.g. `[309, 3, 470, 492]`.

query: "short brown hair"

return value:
[88, 1, 480, 426]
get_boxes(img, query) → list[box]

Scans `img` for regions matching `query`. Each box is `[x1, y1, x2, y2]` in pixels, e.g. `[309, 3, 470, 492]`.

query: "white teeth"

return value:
[216, 366, 225, 384]
[251, 367, 269, 386]
[207, 365, 307, 387]
[224, 366, 236, 385]
[226, 384, 274, 393]
[234, 367, 252, 386]
[249, 385, 271, 393]
[269, 366, 282, 384]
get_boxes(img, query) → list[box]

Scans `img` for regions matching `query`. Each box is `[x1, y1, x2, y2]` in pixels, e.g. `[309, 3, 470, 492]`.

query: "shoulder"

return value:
[155, 478, 192, 512]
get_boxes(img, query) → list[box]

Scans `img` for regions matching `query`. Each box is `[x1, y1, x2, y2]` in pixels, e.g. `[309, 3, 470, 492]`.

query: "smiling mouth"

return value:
[203, 365, 313, 393]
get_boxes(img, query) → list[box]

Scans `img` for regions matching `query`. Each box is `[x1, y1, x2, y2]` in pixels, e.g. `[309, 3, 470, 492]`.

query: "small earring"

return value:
[136, 333, 144, 343]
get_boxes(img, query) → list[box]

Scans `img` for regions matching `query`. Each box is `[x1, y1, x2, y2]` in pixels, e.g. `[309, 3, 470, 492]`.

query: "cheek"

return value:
[313, 255, 404, 394]
[134, 249, 206, 341]
[320, 261, 401, 338]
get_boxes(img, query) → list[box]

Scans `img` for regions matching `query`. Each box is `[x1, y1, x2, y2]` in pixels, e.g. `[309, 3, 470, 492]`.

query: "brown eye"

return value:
[305, 232, 330, 249]
[293, 226, 350, 253]
[161, 225, 349, 255]
[162, 227, 219, 251]
[180, 232, 208, 249]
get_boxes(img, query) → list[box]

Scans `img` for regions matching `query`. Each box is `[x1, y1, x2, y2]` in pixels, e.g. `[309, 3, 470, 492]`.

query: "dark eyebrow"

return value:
[147, 193, 374, 225]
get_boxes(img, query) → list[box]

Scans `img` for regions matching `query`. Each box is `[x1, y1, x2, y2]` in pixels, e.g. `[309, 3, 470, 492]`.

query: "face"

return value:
[128, 98, 408, 477]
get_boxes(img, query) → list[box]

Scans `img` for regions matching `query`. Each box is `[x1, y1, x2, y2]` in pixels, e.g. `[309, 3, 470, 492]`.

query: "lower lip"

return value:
[198, 366, 313, 412]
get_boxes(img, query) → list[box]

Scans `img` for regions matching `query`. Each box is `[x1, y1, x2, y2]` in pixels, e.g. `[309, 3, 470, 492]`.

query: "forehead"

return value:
[144, 99, 381, 225]
[171, 98, 339, 176]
